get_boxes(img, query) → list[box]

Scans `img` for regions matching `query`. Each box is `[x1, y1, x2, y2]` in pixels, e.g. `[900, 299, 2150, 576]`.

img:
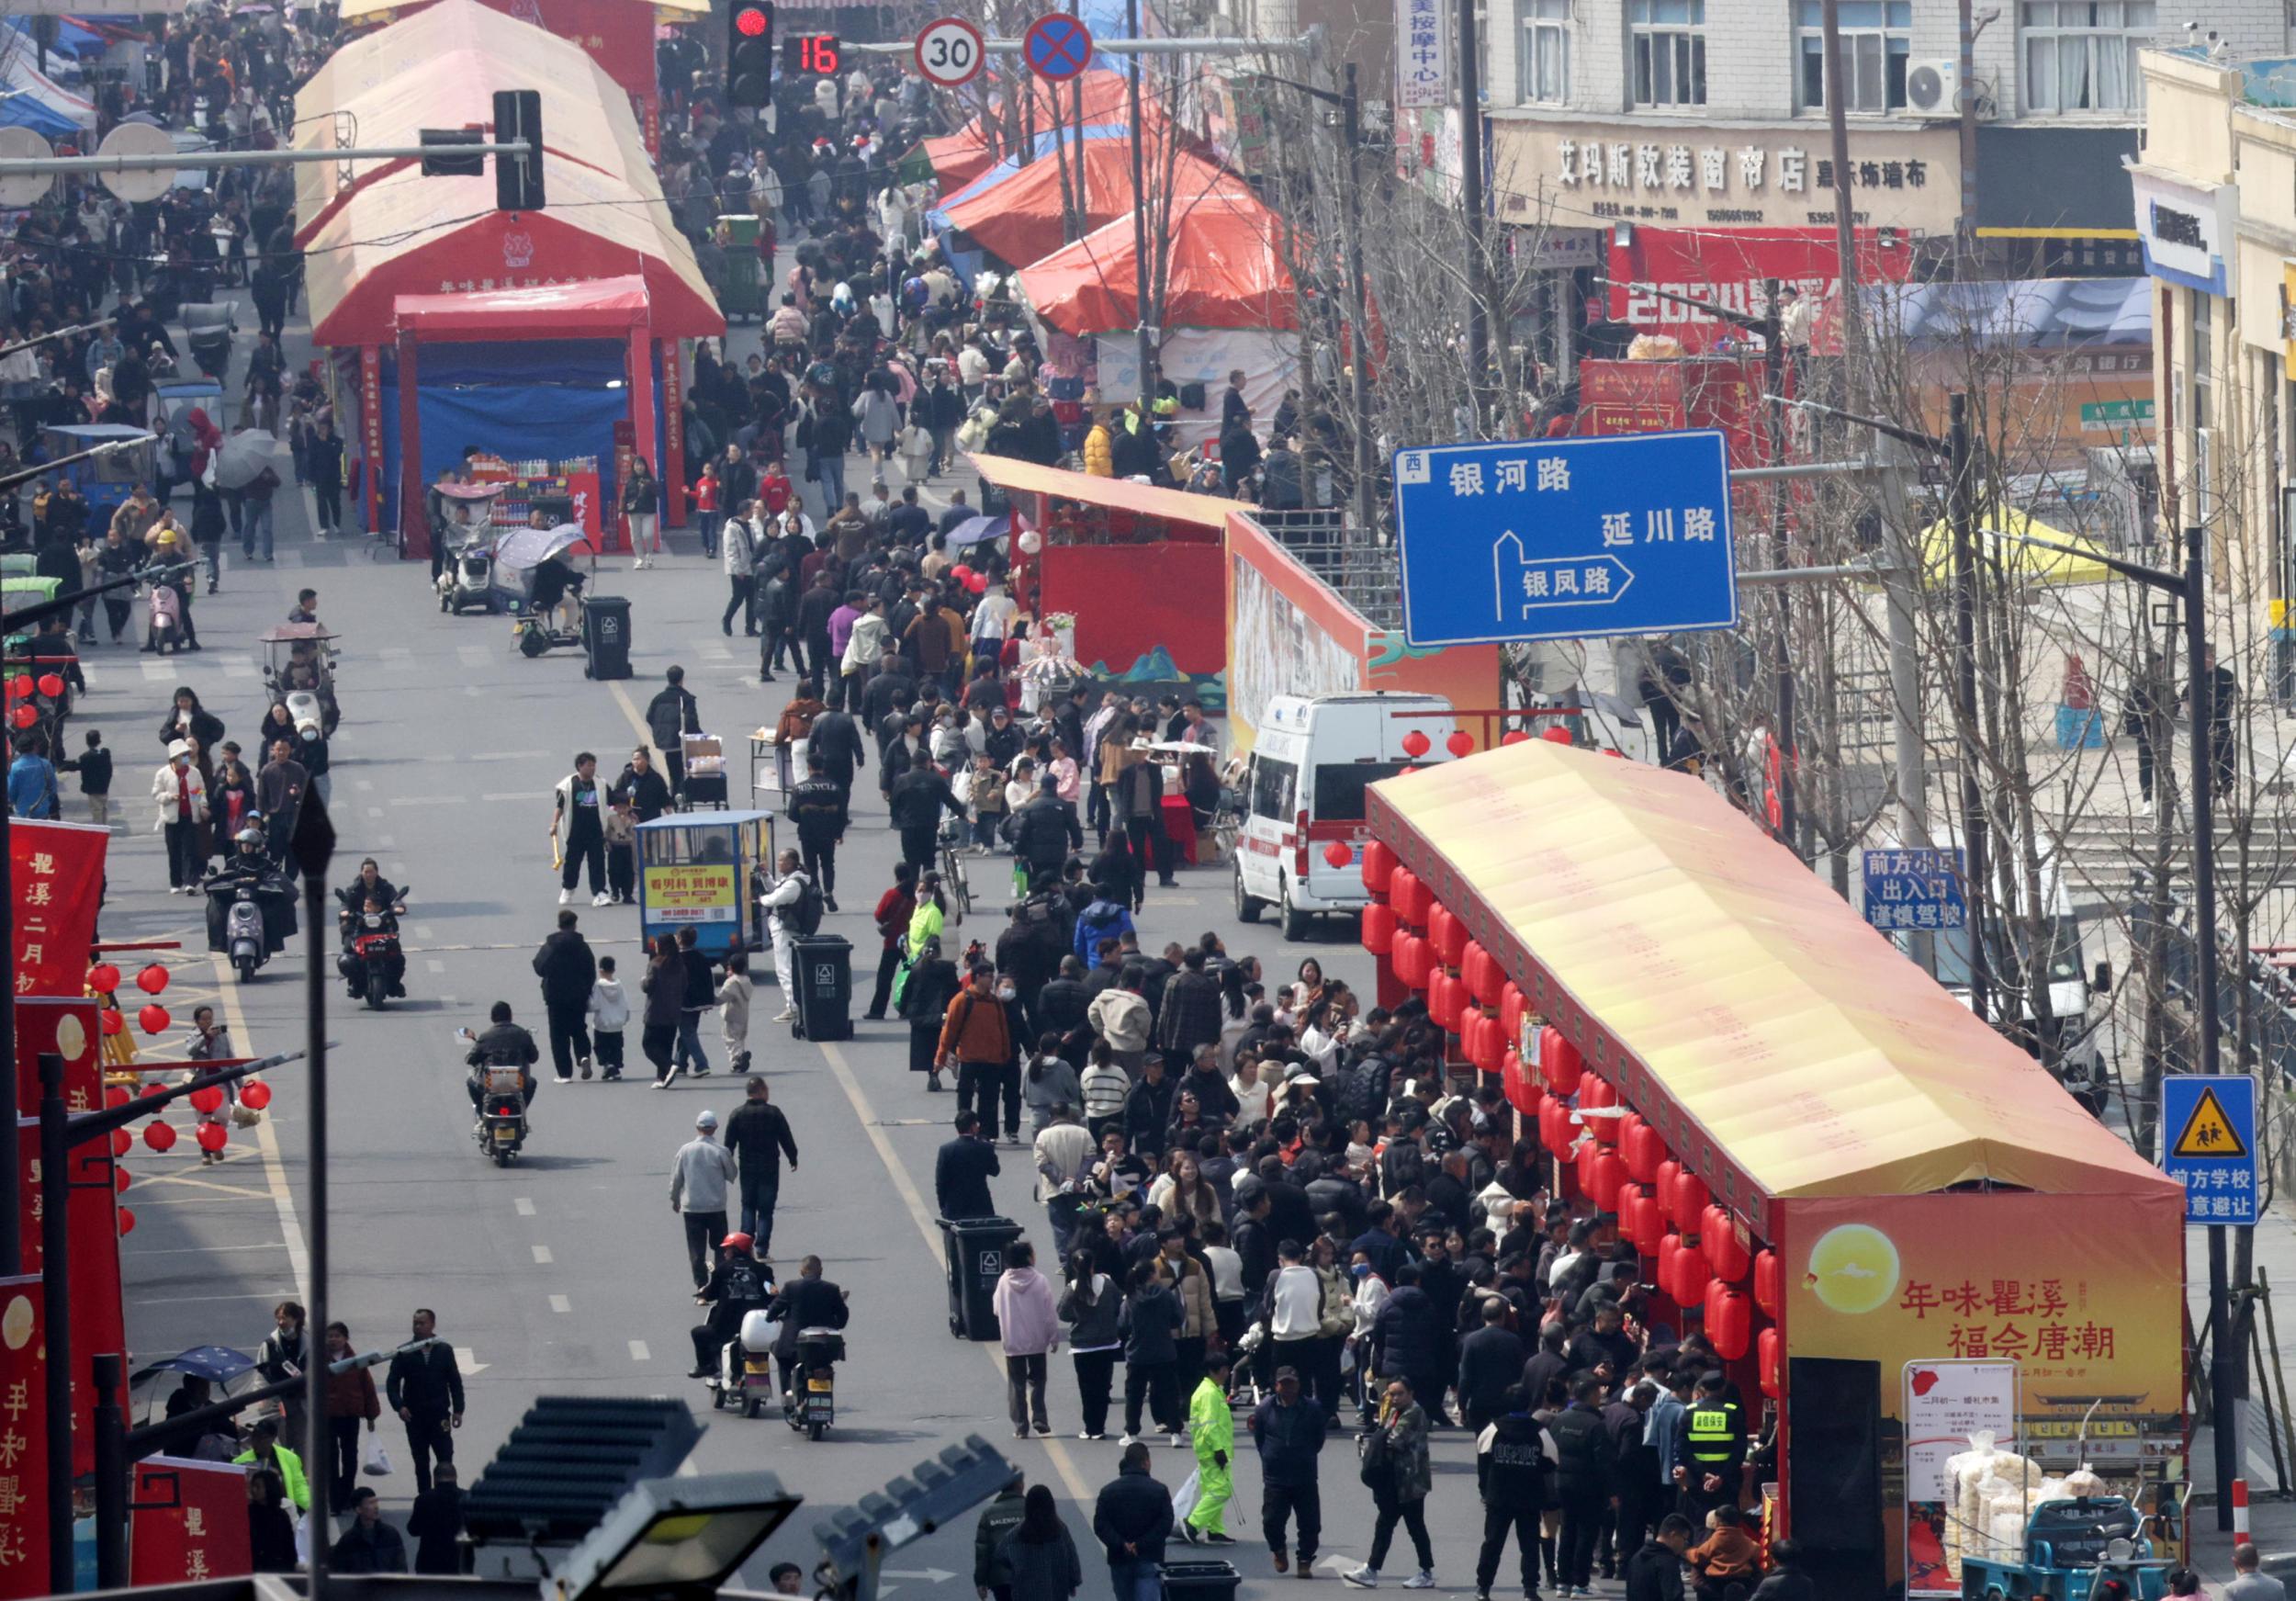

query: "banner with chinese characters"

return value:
[12, 998, 98, 1122]
[8, 820, 106, 1000]
[130, 1458, 252, 1584]
[0, 1274, 49, 1599]
[16, 1115, 126, 1478]
[1783, 1189, 2185, 1590]
[1393, 0, 1447, 108]
[1604, 226, 1914, 355]
[1902, 1360, 2018, 1595]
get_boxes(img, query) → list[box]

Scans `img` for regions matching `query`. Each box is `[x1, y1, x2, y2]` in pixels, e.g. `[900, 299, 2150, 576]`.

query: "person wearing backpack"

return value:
[1474, 1383, 1559, 1601]
[786, 751, 849, 911]
[758, 848, 819, 1023]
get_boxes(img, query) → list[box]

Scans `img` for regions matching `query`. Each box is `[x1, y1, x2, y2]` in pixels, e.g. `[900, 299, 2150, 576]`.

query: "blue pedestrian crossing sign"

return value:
[2160, 1076, 2257, 1225]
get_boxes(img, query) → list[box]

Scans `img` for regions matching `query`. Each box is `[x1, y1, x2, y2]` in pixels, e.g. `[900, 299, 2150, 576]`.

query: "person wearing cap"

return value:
[1249, 1364, 1328, 1574]
[152, 737, 209, 891]
[670, 1109, 738, 1291]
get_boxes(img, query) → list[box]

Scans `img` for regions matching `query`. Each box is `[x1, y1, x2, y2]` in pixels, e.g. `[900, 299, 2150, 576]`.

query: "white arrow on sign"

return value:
[882, 1569, 954, 1583]
[456, 1347, 489, 1375]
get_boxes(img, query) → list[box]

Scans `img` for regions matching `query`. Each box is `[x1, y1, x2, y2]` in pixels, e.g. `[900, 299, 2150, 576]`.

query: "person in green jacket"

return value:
[1182, 1350, 1236, 1544]
[233, 1417, 312, 1514]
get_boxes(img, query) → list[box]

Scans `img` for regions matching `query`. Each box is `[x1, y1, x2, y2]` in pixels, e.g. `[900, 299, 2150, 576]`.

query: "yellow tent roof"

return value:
[1368, 741, 2177, 1216]
[1919, 507, 2120, 586]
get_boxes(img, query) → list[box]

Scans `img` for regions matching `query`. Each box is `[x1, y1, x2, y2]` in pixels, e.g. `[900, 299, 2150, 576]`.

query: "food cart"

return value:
[41, 424, 157, 522]
[635, 809, 775, 958]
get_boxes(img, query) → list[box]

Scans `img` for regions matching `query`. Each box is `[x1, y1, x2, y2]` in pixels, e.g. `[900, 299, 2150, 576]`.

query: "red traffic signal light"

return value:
[734, 5, 770, 34]
[727, 2, 775, 107]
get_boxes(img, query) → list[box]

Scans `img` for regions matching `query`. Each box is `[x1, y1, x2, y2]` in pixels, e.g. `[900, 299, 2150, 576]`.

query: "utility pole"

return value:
[1124, 0, 1155, 419]
[1957, 0, 1979, 250]
[1455, 0, 1489, 431]
[1819, 0, 1863, 381]
[1948, 391, 1988, 1025]
[1342, 62, 1375, 539]
[295, 795, 336, 1601]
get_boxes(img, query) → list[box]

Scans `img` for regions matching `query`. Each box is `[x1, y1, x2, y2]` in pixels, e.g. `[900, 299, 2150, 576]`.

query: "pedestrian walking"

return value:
[758, 848, 819, 1022]
[717, 953, 754, 1073]
[531, 908, 597, 1083]
[940, 964, 1019, 1136]
[384, 1310, 464, 1494]
[254, 1300, 310, 1449]
[152, 738, 208, 890]
[330, 1488, 408, 1573]
[625, 457, 662, 568]
[864, 863, 917, 1020]
[321, 1321, 381, 1516]
[670, 1109, 737, 1289]
[990, 1484, 1085, 1601]
[787, 752, 849, 908]
[673, 927, 717, 1079]
[1118, 1258, 1183, 1447]
[1060, 1250, 1120, 1442]
[646, 666, 702, 795]
[1473, 1385, 1559, 1601]
[725, 1075, 799, 1254]
[549, 752, 610, 907]
[590, 955, 629, 1080]
[1090, 1441, 1173, 1601]
[1250, 1365, 1328, 1574]
[1181, 1350, 1237, 1545]
[994, 1239, 1060, 1438]
[1342, 1378, 1436, 1591]
[1548, 1374, 1616, 1595]
[934, 1108, 1001, 1220]
[407, 1464, 467, 1576]
[975, 1480, 1028, 1601]
[641, 936, 686, 1086]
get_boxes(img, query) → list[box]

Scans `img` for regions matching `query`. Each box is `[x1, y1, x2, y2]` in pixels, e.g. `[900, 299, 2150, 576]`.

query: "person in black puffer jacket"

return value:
[1370, 1263, 1448, 1415]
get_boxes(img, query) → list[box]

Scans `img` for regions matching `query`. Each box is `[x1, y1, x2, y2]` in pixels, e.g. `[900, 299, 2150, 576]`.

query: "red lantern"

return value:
[1753, 1249, 1784, 1318]
[88, 963, 120, 993]
[114, 1167, 131, 1194]
[1540, 1098, 1573, 1158]
[1429, 973, 1465, 1032]
[1657, 1232, 1683, 1296]
[99, 1009, 122, 1037]
[241, 1082, 272, 1111]
[142, 1121, 177, 1153]
[1474, 1013, 1506, 1074]
[1579, 1077, 1618, 1143]
[1502, 730, 1531, 745]
[137, 1004, 170, 1035]
[1401, 728, 1431, 759]
[1759, 1327, 1784, 1398]
[109, 1128, 131, 1158]
[1539, 1027, 1582, 1096]
[1427, 904, 1467, 966]
[195, 1122, 228, 1154]
[35, 674, 63, 699]
[1361, 839, 1397, 894]
[2, 676, 27, 699]
[136, 964, 169, 996]
[1360, 903, 1397, 955]
[1390, 867, 1424, 925]
[117, 1208, 136, 1237]
[1622, 1115, 1663, 1184]
[9, 705, 35, 730]
[1703, 1205, 1751, 1280]
[105, 1087, 129, 1109]
[1673, 1170, 1710, 1230]
[1654, 1159, 1683, 1223]
[1445, 730, 1474, 759]
[1705, 1282, 1752, 1359]
[1323, 840, 1352, 869]
[1390, 933, 1425, 988]
[1626, 1186, 1664, 1256]
[140, 1082, 165, 1099]
[1590, 1148, 1626, 1210]
[1540, 726, 1572, 744]
[1671, 1240, 1711, 1306]
[187, 1086, 224, 1115]
[1500, 982, 1525, 1042]
[1573, 1137, 1600, 1198]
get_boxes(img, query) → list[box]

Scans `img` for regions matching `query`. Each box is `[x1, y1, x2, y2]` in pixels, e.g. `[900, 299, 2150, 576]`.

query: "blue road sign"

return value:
[1022, 13, 1094, 80]
[2160, 1075, 2258, 1226]
[1392, 430, 1738, 648]
[1860, 846, 1967, 933]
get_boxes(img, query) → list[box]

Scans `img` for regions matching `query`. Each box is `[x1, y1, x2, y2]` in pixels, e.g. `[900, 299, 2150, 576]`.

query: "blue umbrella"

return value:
[130, 1345, 258, 1386]
[944, 513, 1008, 549]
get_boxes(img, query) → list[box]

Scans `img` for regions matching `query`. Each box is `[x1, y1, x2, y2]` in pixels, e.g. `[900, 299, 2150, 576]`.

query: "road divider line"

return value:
[548, 1294, 570, 1313]
[208, 955, 312, 1306]
[532, 1244, 553, 1264]
[514, 1198, 535, 1216]
[629, 1340, 650, 1361]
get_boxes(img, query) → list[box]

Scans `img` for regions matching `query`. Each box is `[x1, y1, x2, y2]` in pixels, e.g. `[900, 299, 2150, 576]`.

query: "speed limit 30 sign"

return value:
[914, 16, 985, 86]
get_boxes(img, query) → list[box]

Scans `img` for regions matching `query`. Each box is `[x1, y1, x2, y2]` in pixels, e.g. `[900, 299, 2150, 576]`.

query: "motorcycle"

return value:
[456, 1029, 530, 1167]
[711, 1309, 782, 1420]
[333, 884, 411, 1009]
[783, 1326, 845, 1441]
[203, 863, 294, 982]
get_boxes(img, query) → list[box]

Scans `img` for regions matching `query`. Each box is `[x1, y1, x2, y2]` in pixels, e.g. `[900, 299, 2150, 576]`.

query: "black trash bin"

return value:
[791, 933, 851, 1042]
[582, 593, 632, 680]
[1162, 1562, 1241, 1601]
[938, 1215, 1024, 1340]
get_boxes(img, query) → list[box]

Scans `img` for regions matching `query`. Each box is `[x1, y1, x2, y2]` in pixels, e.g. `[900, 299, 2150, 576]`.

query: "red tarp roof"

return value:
[1019, 182, 1295, 336]
[393, 275, 651, 338]
[925, 72, 1138, 188]
[939, 134, 1228, 271]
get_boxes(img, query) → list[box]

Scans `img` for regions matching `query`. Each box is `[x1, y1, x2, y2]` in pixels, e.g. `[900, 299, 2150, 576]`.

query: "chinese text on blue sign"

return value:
[2160, 1075, 2257, 1226]
[1391, 431, 1738, 648]
[1860, 846, 1968, 933]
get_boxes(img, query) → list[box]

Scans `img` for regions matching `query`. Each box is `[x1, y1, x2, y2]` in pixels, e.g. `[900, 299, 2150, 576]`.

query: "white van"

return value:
[1233, 693, 1457, 940]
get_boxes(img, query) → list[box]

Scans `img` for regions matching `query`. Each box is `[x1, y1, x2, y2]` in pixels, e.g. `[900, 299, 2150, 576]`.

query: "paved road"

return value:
[88, 308, 1584, 1597]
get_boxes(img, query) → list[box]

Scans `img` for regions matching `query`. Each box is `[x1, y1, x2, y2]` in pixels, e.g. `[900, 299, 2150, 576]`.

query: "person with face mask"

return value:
[937, 963, 1026, 1143]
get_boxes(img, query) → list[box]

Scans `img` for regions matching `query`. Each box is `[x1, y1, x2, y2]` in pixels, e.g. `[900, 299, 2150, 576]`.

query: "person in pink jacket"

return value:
[993, 1239, 1061, 1438]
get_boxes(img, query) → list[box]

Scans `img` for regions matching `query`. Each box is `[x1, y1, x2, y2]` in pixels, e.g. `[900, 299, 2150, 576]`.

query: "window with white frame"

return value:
[1796, 0, 1910, 112]
[1520, 0, 1570, 103]
[1630, 0, 1705, 107]
[2021, 0, 2155, 113]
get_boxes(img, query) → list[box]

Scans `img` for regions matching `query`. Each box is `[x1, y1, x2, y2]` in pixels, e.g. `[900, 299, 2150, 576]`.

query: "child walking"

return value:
[716, 952, 753, 1075]
[589, 955, 630, 1082]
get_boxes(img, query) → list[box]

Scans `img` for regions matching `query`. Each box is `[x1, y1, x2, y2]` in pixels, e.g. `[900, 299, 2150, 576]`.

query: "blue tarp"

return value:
[928, 124, 1131, 233]
[6, 18, 109, 57]
[1870, 276, 2151, 349]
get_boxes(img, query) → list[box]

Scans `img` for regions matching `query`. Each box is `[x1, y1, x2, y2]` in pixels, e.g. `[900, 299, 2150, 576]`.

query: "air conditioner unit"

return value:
[1905, 58, 1959, 116]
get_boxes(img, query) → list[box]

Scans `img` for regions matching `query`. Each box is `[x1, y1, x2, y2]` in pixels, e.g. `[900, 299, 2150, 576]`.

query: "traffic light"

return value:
[728, 2, 775, 109]
[493, 88, 544, 212]
[782, 32, 839, 77]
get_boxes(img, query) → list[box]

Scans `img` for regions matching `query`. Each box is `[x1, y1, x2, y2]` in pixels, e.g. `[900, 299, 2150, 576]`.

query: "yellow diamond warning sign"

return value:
[2170, 1085, 2248, 1160]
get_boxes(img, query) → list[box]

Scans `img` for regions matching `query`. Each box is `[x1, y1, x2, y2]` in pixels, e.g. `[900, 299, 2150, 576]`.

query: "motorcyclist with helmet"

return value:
[204, 824, 297, 953]
[463, 1001, 541, 1112]
[689, 1231, 776, 1380]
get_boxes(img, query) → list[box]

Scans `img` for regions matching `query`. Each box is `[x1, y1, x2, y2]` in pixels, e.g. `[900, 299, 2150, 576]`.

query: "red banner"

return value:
[130, 1458, 252, 1584]
[1604, 226, 1913, 354]
[0, 1273, 50, 1598]
[9, 821, 107, 1000]
[12, 998, 99, 1122]
[16, 1116, 125, 1477]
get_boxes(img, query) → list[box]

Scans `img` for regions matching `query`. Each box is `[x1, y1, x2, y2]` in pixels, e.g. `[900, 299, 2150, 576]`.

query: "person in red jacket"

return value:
[864, 862, 917, 1020]
[322, 1320, 382, 1515]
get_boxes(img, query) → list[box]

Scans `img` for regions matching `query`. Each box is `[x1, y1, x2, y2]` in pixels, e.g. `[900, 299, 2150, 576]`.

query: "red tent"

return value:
[1018, 184, 1296, 336]
[940, 139, 1232, 270]
[924, 71, 1137, 188]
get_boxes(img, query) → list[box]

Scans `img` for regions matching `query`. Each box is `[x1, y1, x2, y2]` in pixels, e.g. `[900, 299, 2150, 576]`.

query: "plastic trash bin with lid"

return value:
[938, 1215, 1023, 1340]
[790, 932, 851, 1041]
[582, 592, 632, 680]
[1161, 1562, 1241, 1601]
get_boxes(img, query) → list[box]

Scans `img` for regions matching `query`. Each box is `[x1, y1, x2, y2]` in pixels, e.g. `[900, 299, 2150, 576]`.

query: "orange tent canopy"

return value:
[1018, 182, 1295, 337]
[940, 139, 1231, 272]
[1368, 739, 2178, 1210]
[925, 71, 1136, 188]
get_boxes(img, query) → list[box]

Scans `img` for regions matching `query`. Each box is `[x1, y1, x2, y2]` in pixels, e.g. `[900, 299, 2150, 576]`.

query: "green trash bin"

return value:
[0, 554, 38, 577]
[715, 213, 762, 322]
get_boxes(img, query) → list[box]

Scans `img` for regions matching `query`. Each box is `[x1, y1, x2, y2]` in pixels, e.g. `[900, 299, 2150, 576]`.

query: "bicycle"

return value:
[938, 820, 972, 924]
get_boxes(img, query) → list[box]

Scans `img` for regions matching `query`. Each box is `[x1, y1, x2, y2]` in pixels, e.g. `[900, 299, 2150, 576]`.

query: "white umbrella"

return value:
[492, 523, 586, 573]
[212, 428, 281, 490]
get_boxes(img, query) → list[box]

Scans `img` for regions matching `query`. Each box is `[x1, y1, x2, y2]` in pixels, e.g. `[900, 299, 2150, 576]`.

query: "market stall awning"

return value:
[1368, 740, 2178, 1206]
[924, 73, 1156, 189]
[938, 135, 1231, 272]
[0, 29, 95, 136]
[1918, 507, 2121, 587]
[1018, 181, 1294, 337]
[966, 452, 1249, 531]
[392, 275, 650, 338]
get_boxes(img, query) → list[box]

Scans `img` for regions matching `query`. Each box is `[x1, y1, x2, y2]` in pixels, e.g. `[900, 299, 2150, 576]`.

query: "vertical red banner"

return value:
[12, 998, 99, 1121]
[8, 820, 107, 1000]
[361, 344, 386, 534]
[15, 1115, 125, 1477]
[662, 340, 685, 528]
[0, 1274, 50, 1599]
[130, 1458, 252, 1584]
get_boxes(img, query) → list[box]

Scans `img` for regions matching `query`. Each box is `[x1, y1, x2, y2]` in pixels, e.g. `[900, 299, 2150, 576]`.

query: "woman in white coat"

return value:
[152, 738, 209, 891]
